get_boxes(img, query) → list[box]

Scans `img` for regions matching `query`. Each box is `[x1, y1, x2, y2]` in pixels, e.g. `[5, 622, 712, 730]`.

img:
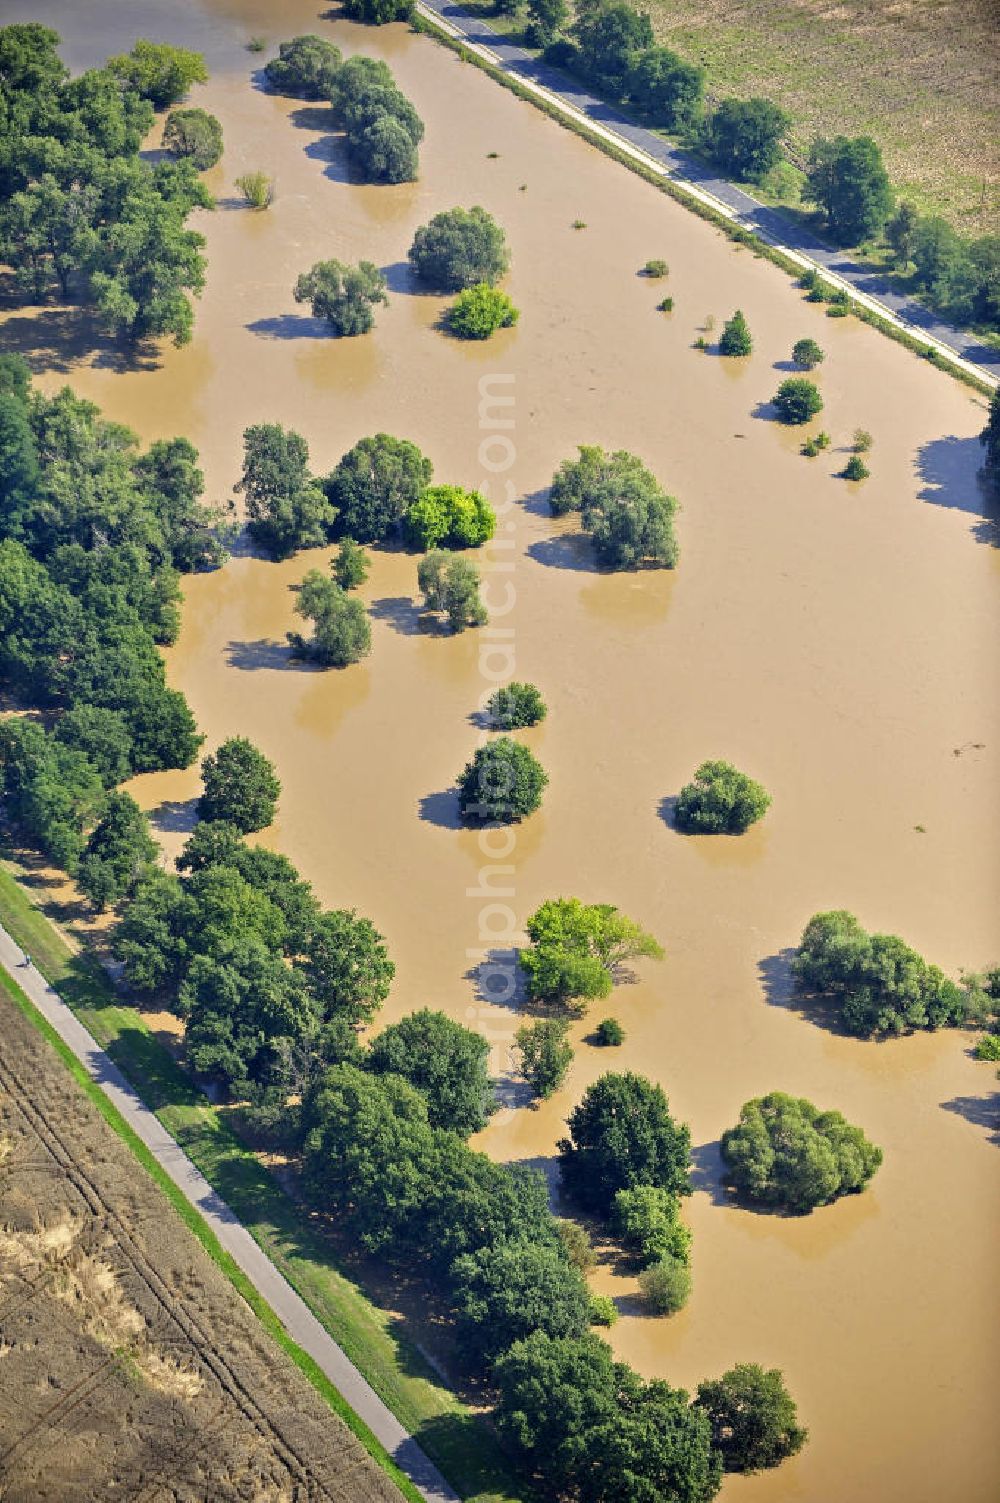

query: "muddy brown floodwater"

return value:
[5, 1, 1000, 1499]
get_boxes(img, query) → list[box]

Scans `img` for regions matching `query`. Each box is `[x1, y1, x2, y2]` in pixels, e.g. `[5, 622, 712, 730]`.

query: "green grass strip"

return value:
[412, 12, 993, 399]
[0, 865, 525, 1503]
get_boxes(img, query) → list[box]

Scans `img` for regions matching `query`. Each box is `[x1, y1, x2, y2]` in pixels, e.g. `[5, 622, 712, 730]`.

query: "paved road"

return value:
[0, 922, 460, 1503]
[419, 0, 999, 385]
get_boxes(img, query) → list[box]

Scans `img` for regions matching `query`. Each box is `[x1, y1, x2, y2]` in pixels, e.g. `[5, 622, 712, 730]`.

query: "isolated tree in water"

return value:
[198, 736, 280, 832]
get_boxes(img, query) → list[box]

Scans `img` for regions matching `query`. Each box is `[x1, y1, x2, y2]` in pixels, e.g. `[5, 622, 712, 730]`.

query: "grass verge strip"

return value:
[0, 865, 525, 1503]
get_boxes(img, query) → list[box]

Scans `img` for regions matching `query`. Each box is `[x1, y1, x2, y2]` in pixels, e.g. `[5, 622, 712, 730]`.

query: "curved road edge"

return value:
[0, 921, 461, 1503]
[415, 0, 998, 392]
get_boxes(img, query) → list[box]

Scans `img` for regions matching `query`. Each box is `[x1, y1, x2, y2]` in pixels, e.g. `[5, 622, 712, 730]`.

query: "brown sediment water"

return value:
[5, 4, 1000, 1499]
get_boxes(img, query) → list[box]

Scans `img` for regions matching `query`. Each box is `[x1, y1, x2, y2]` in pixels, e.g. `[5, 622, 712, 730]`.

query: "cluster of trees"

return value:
[793, 910, 973, 1036]
[981, 389, 1000, 494]
[457, 738, 547, 822]
[288, 567, 372, 667]
[675, 760, 772, 835]
[887, 204, 1000, 331]
[520, 897, 663, 1008]
[549, 445, 679, 569]
[114, 815, 395, 1098]
[0, 361, 224, 793]
[265, 39, 423, 183]
[721, 1092, 882, 1212]
[0, 26, 212, 345]
[236, 426, 499, 563]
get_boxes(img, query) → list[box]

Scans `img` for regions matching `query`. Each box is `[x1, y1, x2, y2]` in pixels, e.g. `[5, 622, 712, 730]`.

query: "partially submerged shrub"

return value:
[642, 258, 669, 277]
[408, 206, 509, 290]
[721, 1091, 882, 1211]
[235, 170, 274, 209]
[163, 107, 223, 169]
[639, 1254, 691, 1314]
[593, 1017, 624, 1046]
[773, 378, 823, 424]
[417, 551, 487, 631]
[485, 681, 547, 730]
[675, 760, 771, 834]
[293, 259, 387, 336]
[521, 900, 663, 1009]
[792, 337, 824, 369]
[516, 1018, 573, 1098]
[457, 738, 548, 823]
[842, 455, 870, 481]
[263, 35, 342, 97]
[447, 283, 519, 339]
[719, 308, 752, 356]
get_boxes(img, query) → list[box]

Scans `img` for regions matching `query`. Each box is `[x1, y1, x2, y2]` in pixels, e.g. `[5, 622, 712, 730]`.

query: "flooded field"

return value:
[5, 2, 1000, 1500]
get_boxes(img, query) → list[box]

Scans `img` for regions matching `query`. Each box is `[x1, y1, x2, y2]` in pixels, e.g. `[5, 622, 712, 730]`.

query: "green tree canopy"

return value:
[706, 98, 789, 182]
[163, 107, 223, 169]
[263, 35, 343, 98]
[720, 1091, 882, 1211]
[559, 1072, 691, 1214]
[772, 378, 823, 424]
[793, 910, 969, 1035]
[630, 47, 705, 132]
[198, 736, 281, 833]
[302, 907, 395, 1025]
[805, 135, 893, 246]
[791, 337, 824, 369]
[287, 570, 372, 667]
[237, 423, 334, 559]
[417, 551, 488, 630]
[494, 1331, 722, 1503]
[516, 1017, 573, 1098]
[520, 897, 663, 1008]
[695, 1364, 807, 1473]
[77, 790, 156, 910]
[549, 445, 678, 569]
[408, 206, 510, 291]
[674, 760, 771, 834]
[108, 41, 208, 108]
[980, 387, 1000, 492]
[718, 309, 752, 356]
[447, 284, 520, 340]
[525, 0, 568, 46]
[451, 1240, 591, 1365]
[572, 4, 654, 98]
[0, 716, 105, 874]
[368, 1008, 494, 1135]
[348, 112, 419, 183]
[332, 537, 369, 590]
[457, 737, 547, 823]
[613, 1185, 691, 1267]
[294, 258, 387, 335]
[325, 433, 432, 543]
[342, 0, 414, 21]
[485, 681, 547, 730]
[404, 485, 496, 550]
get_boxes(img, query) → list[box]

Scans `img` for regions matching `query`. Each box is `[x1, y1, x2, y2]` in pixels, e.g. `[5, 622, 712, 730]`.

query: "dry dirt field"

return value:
[0, 988, 402, 1503]
[640, 0, 1000, 231]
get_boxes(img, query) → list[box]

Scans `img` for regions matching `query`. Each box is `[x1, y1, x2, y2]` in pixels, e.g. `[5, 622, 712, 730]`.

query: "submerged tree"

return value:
[516, 1018, 573, 1098]
[237, 423, 335, 558]
[163, 107, 223, 169]
[294, 259, 388, 335]
[696, 1364, 808, 1473]
[417, 551, 488, 631]
[326, 433, 432, 544]
[408, 206, 510, 291]
[549, 445, 678, 569]
[287, 570, 371, 667]
[520, 898, 663, 1008]
[720, 1092, 882, 1211]
[559, 1072, 691, 1215]
[674, 760, 771, 834]
[263, 35, 343, 98]
[457, 738, 547, 823]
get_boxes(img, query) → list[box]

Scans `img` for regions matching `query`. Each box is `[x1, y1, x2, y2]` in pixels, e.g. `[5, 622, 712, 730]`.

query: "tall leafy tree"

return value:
[806, 135, 894, 245]
[559, 1072, 691, 1213]
[368, 1009, 494, 1134]
[197, 736, 281, 833]
[77, 790, 157, 910]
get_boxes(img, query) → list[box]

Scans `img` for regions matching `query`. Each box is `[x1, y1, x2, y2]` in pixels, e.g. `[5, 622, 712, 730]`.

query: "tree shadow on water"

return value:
[465, 948, 528, 1013]
[941, 1092, 1000, 1145]
[527, 532, 596, 571]
[758, 949, 849, 1034]
[369, 596, 424, 636]
[418, 789, 463, 829]
[915, 434, 998, 546]
[246, 313, 330, 340]
[149, 799, 198, 836]
[690, 1140, 729, 1206]
[225, 638, 297, 670]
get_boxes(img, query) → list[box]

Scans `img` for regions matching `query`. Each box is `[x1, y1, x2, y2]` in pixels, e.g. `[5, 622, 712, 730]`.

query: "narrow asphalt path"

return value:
[0, 922, 461, 1503]
[418, 0, 999, 385]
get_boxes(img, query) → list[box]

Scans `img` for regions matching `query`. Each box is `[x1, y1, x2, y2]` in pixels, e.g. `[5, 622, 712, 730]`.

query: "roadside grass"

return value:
[0, 863, 525, 1503]
[412, 11, 994, 396]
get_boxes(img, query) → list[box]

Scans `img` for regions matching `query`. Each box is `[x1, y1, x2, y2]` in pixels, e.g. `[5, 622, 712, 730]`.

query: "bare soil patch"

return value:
[0, 989, 402, 1503]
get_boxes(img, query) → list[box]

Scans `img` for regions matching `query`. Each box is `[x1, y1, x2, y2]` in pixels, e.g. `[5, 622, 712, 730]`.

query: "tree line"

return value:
[493, 0, 1000, 334]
